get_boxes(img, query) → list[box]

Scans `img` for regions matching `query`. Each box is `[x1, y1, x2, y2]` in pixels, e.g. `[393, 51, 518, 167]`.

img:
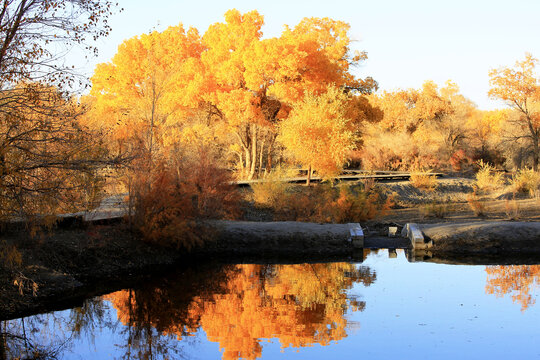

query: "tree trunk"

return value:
[533, 136, 539, 171]
[306, 164, 312, 186]
[237, 152, 244, 174]
[527, 116, 539, 171]
[244, 146, 251, 179]
[258, 135, 266, 177]
[248, 124, 257, 179]
[265, 133, 277, 174]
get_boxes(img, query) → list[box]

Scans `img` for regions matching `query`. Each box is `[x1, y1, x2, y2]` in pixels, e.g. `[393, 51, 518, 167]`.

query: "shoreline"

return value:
[2, 219, 540, 321]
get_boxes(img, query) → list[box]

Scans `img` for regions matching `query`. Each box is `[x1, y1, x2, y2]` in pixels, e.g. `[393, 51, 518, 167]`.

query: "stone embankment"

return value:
[420, 221, 540, 254]
[3, 218, 540, 321]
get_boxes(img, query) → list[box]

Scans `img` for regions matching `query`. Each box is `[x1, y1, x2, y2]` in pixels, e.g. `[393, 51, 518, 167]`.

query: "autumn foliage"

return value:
[133, 151, 240, 249]
[252, 182, 392, 223]
[485, 265, 540, 311]
[279, 87, 357, 184]
[489, 54, 540, 170]
[106, 262, 375, 360]
[87, 9, 377, 180]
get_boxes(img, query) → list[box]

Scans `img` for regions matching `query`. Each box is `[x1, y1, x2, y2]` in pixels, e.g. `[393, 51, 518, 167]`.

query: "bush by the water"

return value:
[409, 168, 438, 192]
[133, 152, 241, 250]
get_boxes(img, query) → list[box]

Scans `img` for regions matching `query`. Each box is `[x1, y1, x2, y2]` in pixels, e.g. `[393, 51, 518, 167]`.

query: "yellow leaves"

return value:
[217, 89, 265, 127]
[89, 23, 205, 156]
[489, 53, 539, 104]
[87, 9, 376, 178]
[279, 86, 356, 178]
[106, 262, 374, 359]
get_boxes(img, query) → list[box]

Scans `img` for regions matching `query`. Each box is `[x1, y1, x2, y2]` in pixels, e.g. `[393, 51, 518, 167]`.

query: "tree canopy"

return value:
[88, 9, 377, 178]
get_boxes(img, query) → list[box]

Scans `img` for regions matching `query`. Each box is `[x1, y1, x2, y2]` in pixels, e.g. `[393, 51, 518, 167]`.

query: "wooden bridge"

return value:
[234, 170, 444, 187]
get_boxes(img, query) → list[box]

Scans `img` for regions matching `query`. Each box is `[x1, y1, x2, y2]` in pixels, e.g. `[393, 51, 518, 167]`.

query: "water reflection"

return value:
[0, 298, 107, 359]
[107, 263, 375, 360]
[2, 256, 540, 359]
[485, 265, 540, 311]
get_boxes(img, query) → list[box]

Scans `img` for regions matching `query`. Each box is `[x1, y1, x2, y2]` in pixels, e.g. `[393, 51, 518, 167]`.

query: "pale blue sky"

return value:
[80, 0, 540, 109]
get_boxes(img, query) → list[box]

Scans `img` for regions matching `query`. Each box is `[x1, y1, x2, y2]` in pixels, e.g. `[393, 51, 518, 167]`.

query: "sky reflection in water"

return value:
[2, 249, 539, 359]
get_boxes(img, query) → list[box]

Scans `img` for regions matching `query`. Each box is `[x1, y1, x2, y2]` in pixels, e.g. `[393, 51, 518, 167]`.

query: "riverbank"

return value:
[2, 216, 540, 321]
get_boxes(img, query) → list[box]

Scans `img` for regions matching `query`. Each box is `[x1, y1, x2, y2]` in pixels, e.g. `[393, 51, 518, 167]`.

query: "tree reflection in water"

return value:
[0, 262, 374, 359]
[485, 265, 540, 311]
[0, 298, 106, 359]
[106, 262, 376, 360]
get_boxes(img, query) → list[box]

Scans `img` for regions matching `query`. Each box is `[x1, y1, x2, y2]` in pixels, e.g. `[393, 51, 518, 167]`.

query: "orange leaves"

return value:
[217, 90, 266, 127]
[485, 265, 540, 311]
[107, 262, 374, 360]
[488, 53, 540, 169]
[202, 9, 264, 88]
[89, 23, 204, 157]
[133, 150, 241, 250]
[87, 9, 376, 178]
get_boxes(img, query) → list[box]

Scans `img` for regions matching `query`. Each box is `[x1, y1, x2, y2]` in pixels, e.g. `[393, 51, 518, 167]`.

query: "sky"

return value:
[78, 0, 540, 110]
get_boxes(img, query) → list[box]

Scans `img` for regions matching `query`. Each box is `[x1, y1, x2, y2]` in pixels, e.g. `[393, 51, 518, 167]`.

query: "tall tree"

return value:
[0, 84, 115, 220]
[0, 0, 116, 87]
[89, 24, 204, 159]
[90, 9, 377, 179]
[0, 0, 120, 221]
[278, 87, 357, 185]
[489, 53, 540, 170]
[205, 11, 377, 179]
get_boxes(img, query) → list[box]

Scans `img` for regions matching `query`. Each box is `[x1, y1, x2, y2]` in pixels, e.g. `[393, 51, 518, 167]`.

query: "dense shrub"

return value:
[511, 169, 540, 197]
[133, 152, 241, 250]
[409, 168, 438, 192]
[259, 183, 393, 223]
[475, 160, 504, 194]
[251, 168, 295, 207]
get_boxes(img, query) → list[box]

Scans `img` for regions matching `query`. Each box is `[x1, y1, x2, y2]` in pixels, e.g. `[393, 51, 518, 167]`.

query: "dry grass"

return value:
[253, 182, 393, 223]
[421, 201, 449, 218]
[251, 168, 293, 207]
[510, 168, 540, 197]
[467, 191, 487, 217]
[409, 168, 438, 192]
[505, 198, 520, 220]
[475, 160, 504, 194]
[0, 240, 22, 269]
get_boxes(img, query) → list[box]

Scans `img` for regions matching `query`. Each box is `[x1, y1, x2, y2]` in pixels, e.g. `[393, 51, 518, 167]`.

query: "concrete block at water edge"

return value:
[402, 223, 432, 249]
[348, 223, 364, 248]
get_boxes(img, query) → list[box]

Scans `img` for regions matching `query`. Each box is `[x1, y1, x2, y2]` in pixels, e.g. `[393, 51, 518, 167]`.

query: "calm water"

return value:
[2, 249, 539, 359]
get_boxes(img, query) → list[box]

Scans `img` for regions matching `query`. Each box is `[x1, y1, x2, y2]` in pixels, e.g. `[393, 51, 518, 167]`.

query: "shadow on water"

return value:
[405, 248, 540, 265]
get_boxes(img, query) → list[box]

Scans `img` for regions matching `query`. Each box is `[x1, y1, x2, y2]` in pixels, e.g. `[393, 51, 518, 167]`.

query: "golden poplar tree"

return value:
[278, 87, 357, 185]
[489, 53, 540, 170]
